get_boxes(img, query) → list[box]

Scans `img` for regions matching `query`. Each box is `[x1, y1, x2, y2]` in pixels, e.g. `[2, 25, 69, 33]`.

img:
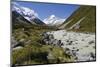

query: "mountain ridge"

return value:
[12, 2, 45, 25]
[59, 5, 96, 33]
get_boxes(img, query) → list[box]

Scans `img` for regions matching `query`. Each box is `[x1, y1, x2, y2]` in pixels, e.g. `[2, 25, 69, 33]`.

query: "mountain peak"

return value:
[43, 15, 65, 26]
[12, 2, 38, 21]
[50, 15, 56, 19]
[12, 2, 45, 25]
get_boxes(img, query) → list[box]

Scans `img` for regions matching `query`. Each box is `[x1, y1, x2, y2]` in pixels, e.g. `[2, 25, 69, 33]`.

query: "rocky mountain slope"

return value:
[59, 5, 96, 33]
[12, 2, 45, 26]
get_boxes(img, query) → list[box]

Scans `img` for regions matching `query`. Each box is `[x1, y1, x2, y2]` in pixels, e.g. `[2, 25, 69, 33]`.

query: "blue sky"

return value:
[12, 1, 80, 20]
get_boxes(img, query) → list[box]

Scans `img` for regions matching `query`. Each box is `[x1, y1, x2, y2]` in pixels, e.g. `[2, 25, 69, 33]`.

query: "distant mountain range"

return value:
[59, 5, 96, 32]
[12, 2, 96, 32]
[43, 15, 65, 26]
[11, 2, 65, 26]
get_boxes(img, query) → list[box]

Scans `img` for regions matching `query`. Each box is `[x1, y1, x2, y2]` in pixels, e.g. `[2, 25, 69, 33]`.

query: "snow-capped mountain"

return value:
[43, 15, 65, 26]
[11, 2, 45, 25]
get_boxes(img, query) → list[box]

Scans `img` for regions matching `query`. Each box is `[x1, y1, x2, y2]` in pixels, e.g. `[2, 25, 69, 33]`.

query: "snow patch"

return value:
[11, 2, 39, 22]
[43, 15, 65, 26]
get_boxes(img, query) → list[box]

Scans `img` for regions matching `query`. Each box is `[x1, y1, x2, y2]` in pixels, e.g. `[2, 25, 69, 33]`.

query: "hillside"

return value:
[59, 5, 96, 33]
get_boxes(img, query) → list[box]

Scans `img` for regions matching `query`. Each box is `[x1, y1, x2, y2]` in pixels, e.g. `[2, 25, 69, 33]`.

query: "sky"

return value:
[12, 1, 80, 20]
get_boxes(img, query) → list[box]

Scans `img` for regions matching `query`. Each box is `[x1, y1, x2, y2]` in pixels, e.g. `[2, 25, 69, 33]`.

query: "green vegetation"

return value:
[12, 25, 73, 65]
[12, 44, 73, 65]
[59, 6, 96, 33]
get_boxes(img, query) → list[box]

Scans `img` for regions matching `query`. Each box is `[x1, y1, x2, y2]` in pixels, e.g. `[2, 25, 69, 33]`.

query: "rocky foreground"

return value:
[42, 30, 96, 62]
[12, 29, 96, 62]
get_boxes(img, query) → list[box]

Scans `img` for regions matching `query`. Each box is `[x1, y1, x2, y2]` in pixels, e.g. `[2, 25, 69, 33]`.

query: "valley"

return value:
[11, 2, 96, 66]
